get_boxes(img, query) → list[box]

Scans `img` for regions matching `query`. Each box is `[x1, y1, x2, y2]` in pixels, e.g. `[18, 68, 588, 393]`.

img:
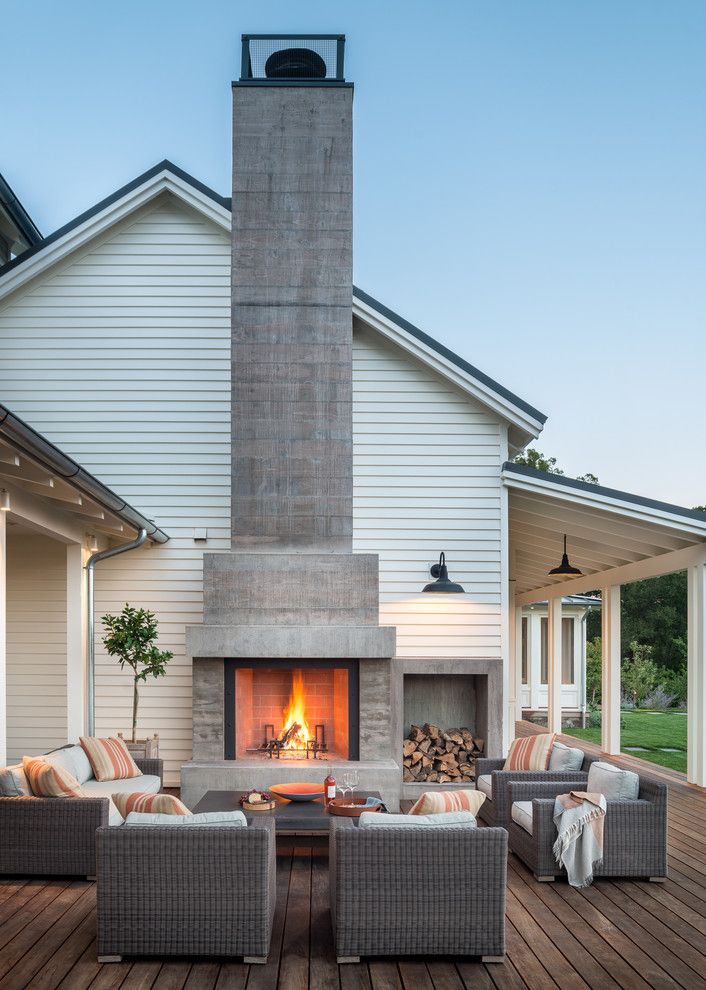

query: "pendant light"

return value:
[422, 552, 465, 593]
[548, 534, 582, 576]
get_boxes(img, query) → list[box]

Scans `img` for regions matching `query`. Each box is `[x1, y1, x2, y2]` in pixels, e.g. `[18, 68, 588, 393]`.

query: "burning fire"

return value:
[278, 670, 312, 750]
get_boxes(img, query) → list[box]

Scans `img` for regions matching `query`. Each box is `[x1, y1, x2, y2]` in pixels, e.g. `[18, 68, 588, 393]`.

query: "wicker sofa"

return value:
[476, 753, 597, 828]
[329, 817, 507, 963]
[0, 746, 163, 877]
[96, 818, 276, 963]
[506, 775, 668, 881]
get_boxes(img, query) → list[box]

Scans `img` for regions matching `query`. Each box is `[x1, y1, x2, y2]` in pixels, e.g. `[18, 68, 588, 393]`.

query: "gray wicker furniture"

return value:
[329, 817, 507, 963]
[476, 754, 596, 828]
[507, 776, 668, 881]
[96, 818, 276, 963]
[0, 757, 162, 878]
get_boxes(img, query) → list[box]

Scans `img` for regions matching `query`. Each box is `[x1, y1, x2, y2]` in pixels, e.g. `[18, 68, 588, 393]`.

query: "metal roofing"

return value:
[0, 171, 42, 251]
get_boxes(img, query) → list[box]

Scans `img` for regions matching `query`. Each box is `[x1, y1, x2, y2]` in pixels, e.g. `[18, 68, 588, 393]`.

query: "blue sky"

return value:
[3, 1, 705, 503]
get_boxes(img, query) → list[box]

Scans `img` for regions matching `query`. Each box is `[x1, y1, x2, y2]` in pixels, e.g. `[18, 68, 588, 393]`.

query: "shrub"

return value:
[621, 642, 659, 706]
[586, 704, 601, 729]
[585, 637, 602, 704]
[661, 664, 687, 705]
[641, 686, 677, 711]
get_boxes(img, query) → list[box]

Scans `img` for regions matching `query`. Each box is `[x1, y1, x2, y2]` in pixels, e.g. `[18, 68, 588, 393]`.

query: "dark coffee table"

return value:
[192, 789, 385, 834]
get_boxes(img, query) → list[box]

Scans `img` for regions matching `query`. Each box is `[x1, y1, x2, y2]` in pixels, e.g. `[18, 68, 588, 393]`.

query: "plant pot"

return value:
[117, 732, 159, 760]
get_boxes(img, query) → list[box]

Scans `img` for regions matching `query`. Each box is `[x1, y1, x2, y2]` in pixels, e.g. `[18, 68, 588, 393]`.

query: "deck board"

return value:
[1, 725, 704, 990]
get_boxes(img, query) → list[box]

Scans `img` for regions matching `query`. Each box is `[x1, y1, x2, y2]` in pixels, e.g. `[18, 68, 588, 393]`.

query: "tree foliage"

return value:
[102, 604, 174, 742]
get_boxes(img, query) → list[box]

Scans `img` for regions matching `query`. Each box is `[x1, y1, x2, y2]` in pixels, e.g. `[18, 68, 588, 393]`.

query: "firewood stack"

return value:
[402, 723, 484, 783]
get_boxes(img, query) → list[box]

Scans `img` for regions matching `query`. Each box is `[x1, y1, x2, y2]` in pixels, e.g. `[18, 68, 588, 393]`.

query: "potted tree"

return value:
[101, 604, 174, 760]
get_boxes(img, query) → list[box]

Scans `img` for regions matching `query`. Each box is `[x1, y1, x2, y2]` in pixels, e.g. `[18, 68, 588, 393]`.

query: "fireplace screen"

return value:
[224, 660, 359, 761]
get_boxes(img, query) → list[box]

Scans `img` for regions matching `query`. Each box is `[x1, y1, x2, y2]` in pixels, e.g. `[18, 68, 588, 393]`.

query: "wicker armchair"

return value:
[475, 754, 596, 828]
[96, 818, 276, 963]
[329, 818, 507, 963]
[507, 777, 668, 881]
[0, 757, 162, 878]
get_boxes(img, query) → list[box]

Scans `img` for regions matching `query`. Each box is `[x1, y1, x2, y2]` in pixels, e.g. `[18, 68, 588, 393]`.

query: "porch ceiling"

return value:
[0, 404, 168, 544]
[504, 462, 706, 600]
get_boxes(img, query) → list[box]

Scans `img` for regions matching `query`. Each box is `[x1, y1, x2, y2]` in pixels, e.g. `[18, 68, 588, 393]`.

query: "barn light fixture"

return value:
[422, 552, 465, 594]
[87, 533, 99, 552]
[0, 489, 10, 512]
[548, 534, 582, 576]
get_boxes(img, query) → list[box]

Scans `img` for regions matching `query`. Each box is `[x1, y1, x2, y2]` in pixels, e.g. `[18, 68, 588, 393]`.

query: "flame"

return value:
[279, 670, 312, 749]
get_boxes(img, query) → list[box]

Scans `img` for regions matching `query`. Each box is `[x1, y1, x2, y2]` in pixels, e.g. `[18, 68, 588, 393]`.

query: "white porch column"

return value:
[66, 544, 88, 742]
[547, 597, 562, 734]
[508, 581, 517, 740]
[0, 511, 6, 766]
[687, 561, 706, 787]
[601, 585, 621, 755]
[515, 606, 524, 723]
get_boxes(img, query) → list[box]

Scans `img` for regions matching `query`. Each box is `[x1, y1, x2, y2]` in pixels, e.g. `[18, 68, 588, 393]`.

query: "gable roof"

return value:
[0, 161, 545, 448]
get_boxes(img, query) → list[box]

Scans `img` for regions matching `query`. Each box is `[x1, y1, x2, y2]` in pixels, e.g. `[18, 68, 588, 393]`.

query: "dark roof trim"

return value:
[0, 404, 169, 543]
[504, 461, 706, 525]
[353, 287, 547, 425]
[0, 162, 546, 431]
[0, 171, 42, 248]
[0, 160, 229, 278]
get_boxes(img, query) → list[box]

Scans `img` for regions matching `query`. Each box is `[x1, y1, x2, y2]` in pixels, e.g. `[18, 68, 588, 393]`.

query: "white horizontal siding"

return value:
[6, 535, 67, 762]
[0, 195, 231, 785]
[352, 321, 503, 658]
[0, 196, 506, 781]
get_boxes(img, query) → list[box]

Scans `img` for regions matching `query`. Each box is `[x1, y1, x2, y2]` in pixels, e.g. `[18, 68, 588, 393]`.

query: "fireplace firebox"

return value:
[224, 660, 360, 761]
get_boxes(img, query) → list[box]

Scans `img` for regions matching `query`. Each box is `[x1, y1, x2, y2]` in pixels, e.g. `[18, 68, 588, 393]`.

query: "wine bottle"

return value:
[324, 772, 336, 806]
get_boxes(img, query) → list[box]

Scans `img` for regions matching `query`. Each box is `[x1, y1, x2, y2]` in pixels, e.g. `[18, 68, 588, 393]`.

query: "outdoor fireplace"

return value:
[224, 660, 360, 761]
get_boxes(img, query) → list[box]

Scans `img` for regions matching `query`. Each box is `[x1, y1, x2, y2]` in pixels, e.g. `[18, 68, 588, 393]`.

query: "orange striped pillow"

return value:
[408, 789, 485, 817]
[79, 736, 142, 781]
[22, 757, 83, 798]
[503, 732, 556, 771]
[111, 792, 191, 818]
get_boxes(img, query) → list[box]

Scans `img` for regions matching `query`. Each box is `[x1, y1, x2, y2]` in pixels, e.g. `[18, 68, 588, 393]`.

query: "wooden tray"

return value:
[240, 799, 276, 812]
[327, 797, 383, 817]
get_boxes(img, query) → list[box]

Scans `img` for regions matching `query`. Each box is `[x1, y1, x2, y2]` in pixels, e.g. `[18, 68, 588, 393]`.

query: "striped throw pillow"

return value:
[503, 732, 556, 771]
[22, 757, 83, 798]
[79, 736, 143, 781]
[111, 791, 190, 818]
[408, 788, 486, 817]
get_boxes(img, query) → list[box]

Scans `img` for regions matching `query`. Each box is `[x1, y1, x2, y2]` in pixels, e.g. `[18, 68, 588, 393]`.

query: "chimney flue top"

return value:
[238, 34, 348, 86]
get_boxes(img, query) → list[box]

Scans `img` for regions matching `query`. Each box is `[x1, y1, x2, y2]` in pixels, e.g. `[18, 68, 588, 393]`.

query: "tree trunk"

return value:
[132, 678, 139, 743]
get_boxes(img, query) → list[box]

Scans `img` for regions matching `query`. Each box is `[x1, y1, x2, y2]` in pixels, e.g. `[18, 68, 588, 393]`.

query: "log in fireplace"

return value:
[224, 660, 360, 762]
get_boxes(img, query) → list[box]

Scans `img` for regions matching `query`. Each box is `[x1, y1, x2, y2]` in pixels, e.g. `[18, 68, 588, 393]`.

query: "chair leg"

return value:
[337, 956, 361, 964]
[482, 955, 505, 963]
[98, 956, 122, 963]
[244, 956, 268, 965]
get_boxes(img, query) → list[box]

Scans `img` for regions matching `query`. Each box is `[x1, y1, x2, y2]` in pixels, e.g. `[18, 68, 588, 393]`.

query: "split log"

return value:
[403, 723, 483, 783]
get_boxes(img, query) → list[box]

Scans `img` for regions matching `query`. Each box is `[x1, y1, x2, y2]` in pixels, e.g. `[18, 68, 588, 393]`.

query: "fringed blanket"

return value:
[553, 791, 607, 888]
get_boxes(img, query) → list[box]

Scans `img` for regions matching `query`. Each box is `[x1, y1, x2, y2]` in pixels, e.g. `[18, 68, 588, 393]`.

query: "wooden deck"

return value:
[1, 727, 706, 989]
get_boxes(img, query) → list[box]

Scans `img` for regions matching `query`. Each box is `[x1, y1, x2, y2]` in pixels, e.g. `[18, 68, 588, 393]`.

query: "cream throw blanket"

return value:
[553, 791, 607, 888]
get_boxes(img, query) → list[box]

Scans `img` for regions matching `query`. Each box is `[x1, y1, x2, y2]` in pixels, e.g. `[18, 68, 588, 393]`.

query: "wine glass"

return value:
[342, 769, 359, 803]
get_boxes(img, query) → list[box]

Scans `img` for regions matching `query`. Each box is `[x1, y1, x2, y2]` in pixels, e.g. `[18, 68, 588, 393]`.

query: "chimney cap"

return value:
[238, 34, 348, 86]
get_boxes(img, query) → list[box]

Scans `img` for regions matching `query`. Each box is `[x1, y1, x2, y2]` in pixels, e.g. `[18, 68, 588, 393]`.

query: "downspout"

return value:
[86, 528, 148, 735]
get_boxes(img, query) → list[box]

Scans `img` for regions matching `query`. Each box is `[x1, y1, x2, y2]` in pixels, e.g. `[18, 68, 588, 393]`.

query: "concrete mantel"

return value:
[186, 624, 396, 660]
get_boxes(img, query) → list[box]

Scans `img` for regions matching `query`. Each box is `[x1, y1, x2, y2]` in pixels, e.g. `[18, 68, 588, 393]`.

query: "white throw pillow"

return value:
[0, 764, 30, 796]
[549, 741, 585, 773]
[125, 809, 248, 828]
[45, 745, 94, 784]
[359, 810, 476, 829]
[587, 761, 639, 800]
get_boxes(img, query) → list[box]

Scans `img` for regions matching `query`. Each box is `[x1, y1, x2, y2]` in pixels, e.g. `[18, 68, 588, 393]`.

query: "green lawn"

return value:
[563, 709, 687, 773]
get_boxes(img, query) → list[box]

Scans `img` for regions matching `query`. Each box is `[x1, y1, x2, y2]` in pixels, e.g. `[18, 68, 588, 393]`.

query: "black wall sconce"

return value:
[422, 552, 465, 594]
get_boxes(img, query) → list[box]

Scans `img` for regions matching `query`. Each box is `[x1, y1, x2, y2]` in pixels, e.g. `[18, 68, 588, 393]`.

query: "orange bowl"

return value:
[269, 782, 325, 802]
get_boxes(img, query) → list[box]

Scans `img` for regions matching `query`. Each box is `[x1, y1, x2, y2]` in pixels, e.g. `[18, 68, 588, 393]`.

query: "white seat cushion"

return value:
[108, 803, 125, 826]
[511, 800, 533, 835]
[81, 774, 160, 798]
[359, 810, 476, 829]
[125, 810, 247, 828]
[476, 774, 493, 798]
